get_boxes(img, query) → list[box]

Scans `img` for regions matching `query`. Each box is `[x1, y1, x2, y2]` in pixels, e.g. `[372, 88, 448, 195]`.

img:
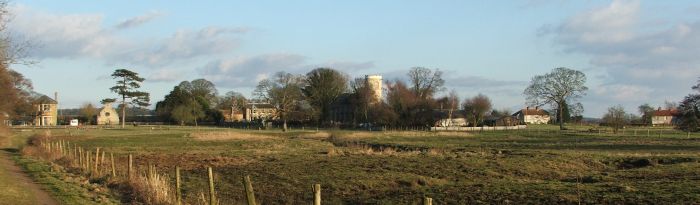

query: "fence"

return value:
[34, 139, 436, 204]
[430, 125, 527, 131]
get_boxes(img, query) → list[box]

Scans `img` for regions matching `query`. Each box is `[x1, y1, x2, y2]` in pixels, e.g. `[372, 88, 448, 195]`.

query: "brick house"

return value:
[512, 107, 550, 124]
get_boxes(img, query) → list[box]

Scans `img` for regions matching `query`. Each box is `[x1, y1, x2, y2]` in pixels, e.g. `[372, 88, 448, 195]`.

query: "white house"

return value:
[651, 108, 678, 126]
[97, 102, 120, 125]
[512, 107, 550, 124]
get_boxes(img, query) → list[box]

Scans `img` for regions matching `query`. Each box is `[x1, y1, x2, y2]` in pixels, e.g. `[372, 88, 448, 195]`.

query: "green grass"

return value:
[13, 125, 700, 204]
[12, 154, 119, 205]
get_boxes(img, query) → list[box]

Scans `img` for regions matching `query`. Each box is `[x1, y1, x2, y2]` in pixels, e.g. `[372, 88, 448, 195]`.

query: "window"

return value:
[105, 112, 110, 117]
[43, 104, 50, 111]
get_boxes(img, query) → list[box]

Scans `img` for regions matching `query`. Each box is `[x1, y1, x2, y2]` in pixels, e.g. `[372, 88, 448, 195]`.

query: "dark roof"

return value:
[33, 95, 57, 104]
[653, 109, 678, 116]
[245, 103, 276, 109]
[513, 108, 548, 116]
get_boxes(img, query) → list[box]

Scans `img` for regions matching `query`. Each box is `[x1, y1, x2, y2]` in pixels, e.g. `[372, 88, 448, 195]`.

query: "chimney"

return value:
[658, 107, 661, 111]
[526, 106, 529, 110]
[535, 106, 539, 110]
[54, 92, 58, 103]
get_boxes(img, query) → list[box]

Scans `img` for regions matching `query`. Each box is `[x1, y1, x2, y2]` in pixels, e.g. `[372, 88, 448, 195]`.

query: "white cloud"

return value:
[541, 0, 700, 116]
[198, 54, 307, 87]
[115, 11, 163, 29]
[148, 69, 183, 82]
[9, 5, 247, 67]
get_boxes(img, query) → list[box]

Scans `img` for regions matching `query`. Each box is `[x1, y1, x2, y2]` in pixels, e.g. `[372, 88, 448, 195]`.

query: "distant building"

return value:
[512, 107, 550, 124]
[97, 102, 120, 125]
[365, 75, 383, 103]
[244, 103, 277, 121]
[651, 107, 679, 126]
[33, 95, 58, 126]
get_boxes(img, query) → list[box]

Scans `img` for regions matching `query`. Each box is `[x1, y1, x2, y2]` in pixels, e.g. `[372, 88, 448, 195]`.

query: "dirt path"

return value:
[0, 149, 58, 205]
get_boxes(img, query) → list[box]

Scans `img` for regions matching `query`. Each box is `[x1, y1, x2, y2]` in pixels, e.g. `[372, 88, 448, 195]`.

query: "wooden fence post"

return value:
[176, 166, 182, 205]
[208, 167, 216, 205]
[128, 154, 133, 179]
[423, 197, 433, 205]
[95, 148, 100, 175]
[243, 175, 257, 205]
[110, 153, 116, 177]
[313, 184, 321, 205]
[86, 151, 91, 174]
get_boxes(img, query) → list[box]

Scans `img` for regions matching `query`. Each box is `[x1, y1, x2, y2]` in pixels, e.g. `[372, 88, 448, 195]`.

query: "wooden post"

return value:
[128, 154, 133, 179]
[176, 166, 182, 205]
[101, 151, 106, 174]
[423, 197, 433, 205]
[86, 151, 91, 174]
[78, 148, 83, 169]
[243, 175, 256, 205]
[95, 148, 100, 175]
[208, 167, 216, 205]
[110, 153, 116, 177]
[313, 184, 321, 205]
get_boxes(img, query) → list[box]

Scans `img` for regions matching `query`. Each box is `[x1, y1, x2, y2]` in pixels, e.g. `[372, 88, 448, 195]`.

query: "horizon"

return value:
[10, 0, 700, 118]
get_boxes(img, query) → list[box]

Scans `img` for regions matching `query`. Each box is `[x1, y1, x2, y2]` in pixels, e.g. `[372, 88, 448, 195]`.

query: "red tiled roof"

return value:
[653, 109, 678, 116]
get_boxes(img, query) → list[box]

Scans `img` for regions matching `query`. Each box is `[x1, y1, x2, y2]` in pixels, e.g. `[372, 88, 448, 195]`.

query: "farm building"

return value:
[97, 102, 120, 125]
[32, 95, 58, 126]
[512, 107, 550, 124]
[244, 102, 277, 121]
[651, 108, 679, 126]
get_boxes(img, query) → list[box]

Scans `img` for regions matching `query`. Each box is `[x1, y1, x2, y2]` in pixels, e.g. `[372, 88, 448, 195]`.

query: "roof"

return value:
[245, 103, 276, 109]
[33, 95, 57, 104]
[653, 109, 678, 116]
[513, 108, 548, 116]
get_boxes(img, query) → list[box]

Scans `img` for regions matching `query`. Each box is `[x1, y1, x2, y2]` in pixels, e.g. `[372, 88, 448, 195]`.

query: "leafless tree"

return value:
[407, 67, 444, 100]
[255, 72, 305, 131]
[524, 67, 587, 130]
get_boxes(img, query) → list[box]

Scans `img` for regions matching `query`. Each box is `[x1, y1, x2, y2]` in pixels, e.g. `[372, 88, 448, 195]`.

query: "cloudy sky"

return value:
[10, 0, 700, 117]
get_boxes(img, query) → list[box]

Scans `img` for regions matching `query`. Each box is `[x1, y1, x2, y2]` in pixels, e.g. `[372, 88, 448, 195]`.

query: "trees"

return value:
[0, 1, 35, 127]
[255, 72, 305, 131]
[524, 67, 587, 130]
[677, 78, 700, 131]
[408, 67, 444, 100]
[638, 103, 654, 125]
[104, 69, 150, 128]
[302, 68, 348, 126]
[386, 80, 418, 126]
[349, 77, 377, 125]
[79, 103, 97, 125]
[603, 105, 628, 133]
[156, 79, 220, 126]
[463, 94, 492, 127]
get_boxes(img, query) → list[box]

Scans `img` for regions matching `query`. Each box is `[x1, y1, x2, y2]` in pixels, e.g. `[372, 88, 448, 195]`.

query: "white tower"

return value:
[365, 75, 382, 103]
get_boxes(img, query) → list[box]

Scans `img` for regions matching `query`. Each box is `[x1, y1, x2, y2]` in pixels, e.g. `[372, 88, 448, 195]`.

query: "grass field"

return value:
[12, 124, 700, 204]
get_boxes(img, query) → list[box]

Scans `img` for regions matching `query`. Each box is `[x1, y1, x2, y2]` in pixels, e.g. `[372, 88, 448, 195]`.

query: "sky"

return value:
[9, 0, 700, 117]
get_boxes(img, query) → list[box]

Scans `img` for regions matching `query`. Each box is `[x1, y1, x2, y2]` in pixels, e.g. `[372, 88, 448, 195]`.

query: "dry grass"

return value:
[127, 170, 173, 205]
[297, 132, 331, 139]
[190, 132, 275, 141]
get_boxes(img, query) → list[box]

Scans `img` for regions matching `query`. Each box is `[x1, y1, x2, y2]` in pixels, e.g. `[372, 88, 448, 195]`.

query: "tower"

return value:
[365, 75, 382, 103]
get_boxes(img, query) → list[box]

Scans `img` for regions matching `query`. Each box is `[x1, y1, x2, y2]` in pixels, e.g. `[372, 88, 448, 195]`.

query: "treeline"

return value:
[601, 79, 700, 132]
[152, 67, 525, 130]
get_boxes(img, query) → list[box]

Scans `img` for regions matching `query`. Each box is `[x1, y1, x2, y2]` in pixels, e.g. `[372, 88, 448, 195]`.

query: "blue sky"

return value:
[10, 0, 700, 117]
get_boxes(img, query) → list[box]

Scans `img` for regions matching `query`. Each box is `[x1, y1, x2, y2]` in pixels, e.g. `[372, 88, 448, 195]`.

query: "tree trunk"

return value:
[121, 101, 126, 129]
[283, 119, 288, 132]
[558, 102, 565, 130]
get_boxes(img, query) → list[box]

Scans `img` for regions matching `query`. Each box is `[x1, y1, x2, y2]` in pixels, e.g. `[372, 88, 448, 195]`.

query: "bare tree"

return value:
[255, 72, 305, 132]
[446, 90, 459, 127]
[463, 94, 492, 127]
[603, 105, 627, 133]
[407, 67, 445, 100]
[0, 0, 37, 127]
[524, 67, 587, 130]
